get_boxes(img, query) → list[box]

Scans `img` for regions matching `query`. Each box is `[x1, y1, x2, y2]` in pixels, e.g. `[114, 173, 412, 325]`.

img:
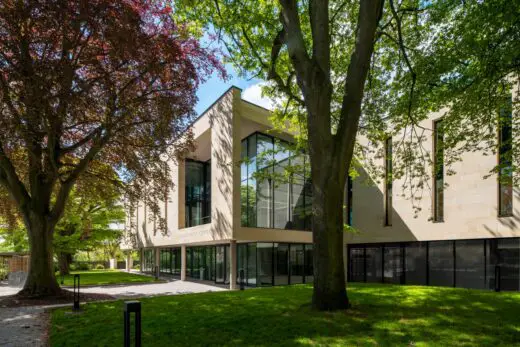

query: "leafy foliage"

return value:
[0, 0, 224, 295]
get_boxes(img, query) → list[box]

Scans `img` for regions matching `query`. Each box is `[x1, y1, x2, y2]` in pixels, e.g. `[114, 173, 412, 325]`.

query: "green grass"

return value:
[50, 283, 520, 346]
[60, 270, 156, 286]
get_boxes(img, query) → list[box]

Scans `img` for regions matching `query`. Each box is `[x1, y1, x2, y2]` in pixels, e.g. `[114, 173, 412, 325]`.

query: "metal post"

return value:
[124, 301, 142, 347]
[154, 265, 159, 280]
[73, 274, 80, 311]
[495, 265, 501, 292]
[61, 272, 65, 285]
[239, 269, 245, 291]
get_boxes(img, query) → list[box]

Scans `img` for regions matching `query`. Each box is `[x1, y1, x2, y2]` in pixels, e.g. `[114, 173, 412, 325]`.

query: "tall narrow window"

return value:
[185, 160, 211, 227]
[385, 137, 393, 226]
[346, 175, 353, 226]
[433, 119, 444, 222]
[498, 96, 513, 217]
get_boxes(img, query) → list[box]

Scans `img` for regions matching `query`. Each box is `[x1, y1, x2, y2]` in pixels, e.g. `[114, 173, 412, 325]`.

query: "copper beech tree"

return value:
[0, 0, 223, 297]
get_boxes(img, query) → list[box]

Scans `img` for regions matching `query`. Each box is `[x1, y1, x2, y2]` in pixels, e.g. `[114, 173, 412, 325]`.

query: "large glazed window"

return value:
[498, 96, 513, 217]
[348, 239, 520, 292]
[433, 120, 444, 222]
[142, 249, 155, 272]
[240, 132, 311, 230]
[384, 137, 393, 226]
[185, 160, 211, 227]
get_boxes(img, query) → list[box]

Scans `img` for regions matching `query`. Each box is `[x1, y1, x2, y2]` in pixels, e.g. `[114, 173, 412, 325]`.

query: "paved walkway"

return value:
[0, 281, 19, 299]
[80, 277, 228, 298]
[0, 306, 47, 346]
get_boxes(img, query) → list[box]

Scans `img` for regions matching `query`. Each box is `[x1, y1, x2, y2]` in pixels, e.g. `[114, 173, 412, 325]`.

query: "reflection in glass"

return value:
[429, 241, 454, 287]
[185, 160, 211, 227]
[275, 243, 289, 285]
[498, 97, 513, 217]
[240, 133, 311, 231]
[290, 244, 304, 284]
[455, 240, 485, 289]
[433, 120, 444, 222]
[257, 243, 273, 286]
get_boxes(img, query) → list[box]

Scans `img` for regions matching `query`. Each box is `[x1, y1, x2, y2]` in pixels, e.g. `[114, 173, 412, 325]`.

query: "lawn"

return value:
[50, 283, 520, 346]
[59, 270, 157, 286]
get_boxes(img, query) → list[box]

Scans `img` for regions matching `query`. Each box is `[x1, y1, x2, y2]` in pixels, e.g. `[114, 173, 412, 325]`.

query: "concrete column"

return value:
[229, 240, 237, 290]
[125, 253, 133, 272]
[109, 258, 116, 270]
[181, 245, 187, 281]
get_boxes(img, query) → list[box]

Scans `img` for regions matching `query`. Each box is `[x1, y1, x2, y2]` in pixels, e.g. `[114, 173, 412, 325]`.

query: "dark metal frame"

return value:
[241, 132, 312, 231]
[497, 95, 514, 218]
[432, 119, 445, 223]
[384, 137, 393, 227]
[185, 159, 211, 228]
[347, 237, 520, 291]
[237, 242, 314, 288]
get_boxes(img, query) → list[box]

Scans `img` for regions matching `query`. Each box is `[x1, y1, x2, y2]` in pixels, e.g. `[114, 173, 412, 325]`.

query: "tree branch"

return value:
[267, 28, 305, 106]
[278, 0, 313, 84]
[309, 0, 330, 75]
[335, 0, 385, 175]
[0, 142, 31, 217]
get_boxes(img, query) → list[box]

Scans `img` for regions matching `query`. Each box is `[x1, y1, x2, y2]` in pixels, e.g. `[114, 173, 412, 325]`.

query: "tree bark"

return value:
[311, 154, 349, 310]
[18, 213, 61, 297]
[58, 252, 72, 275]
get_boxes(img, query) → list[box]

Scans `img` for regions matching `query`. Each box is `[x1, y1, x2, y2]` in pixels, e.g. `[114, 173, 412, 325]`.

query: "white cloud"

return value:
[242, 82, 275, 110]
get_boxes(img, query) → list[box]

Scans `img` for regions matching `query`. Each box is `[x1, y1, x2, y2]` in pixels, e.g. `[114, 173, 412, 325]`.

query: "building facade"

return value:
[123, 86, 519, 291]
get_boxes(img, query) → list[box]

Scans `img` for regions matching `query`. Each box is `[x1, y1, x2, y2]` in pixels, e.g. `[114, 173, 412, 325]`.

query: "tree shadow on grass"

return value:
[50, 284, 520, 346]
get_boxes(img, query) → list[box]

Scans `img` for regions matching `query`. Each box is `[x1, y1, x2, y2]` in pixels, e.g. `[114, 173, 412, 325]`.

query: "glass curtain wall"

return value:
[349, 238, 520, 291]
[237, 242, 314, 287]
[159, 248, 181, 276]
[241, 132, 311, 231]
[186, 246, 218, 281]
[185, 160, 211, 227]
[142, 249, 155, 272]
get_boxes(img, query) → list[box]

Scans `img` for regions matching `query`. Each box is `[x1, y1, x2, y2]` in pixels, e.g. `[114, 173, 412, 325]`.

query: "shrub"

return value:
[0, 263, 8, 280]
[72, 262, 91, 271]
[95, 264, 105, 270]
[133, 264, 140, 270]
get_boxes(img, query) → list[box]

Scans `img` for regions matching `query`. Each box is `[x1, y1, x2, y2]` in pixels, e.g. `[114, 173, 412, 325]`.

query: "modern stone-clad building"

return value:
[123, 85, 520, 291]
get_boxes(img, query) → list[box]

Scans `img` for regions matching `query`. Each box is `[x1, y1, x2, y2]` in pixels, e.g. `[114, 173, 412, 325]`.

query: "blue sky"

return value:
[194, 64, 272, 115]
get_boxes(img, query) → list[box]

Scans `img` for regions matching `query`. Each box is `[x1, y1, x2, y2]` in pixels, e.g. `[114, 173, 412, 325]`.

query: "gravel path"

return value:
[0, 306, 47, 347]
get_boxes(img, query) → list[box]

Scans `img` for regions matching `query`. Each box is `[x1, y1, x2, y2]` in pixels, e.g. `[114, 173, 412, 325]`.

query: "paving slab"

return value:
[80, 278, 228, 299]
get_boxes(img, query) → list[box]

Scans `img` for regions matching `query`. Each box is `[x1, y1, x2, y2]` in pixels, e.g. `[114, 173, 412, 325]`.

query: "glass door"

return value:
[215, 246, 226, 284]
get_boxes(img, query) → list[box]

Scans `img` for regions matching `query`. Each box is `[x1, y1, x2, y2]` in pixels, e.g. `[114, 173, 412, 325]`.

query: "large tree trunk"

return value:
[18, 213, 61, 297]
[58, 252, 72, 275]
[311, 159, 349, 310]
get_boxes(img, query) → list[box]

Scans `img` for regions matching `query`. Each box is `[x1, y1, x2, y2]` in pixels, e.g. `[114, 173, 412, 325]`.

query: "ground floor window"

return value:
[159, 248, 181, 276]
[186, 245, 228, 284]
[348, 238, 520, 291]
[142, 248, 154, 273]
[237, 242, 313, 287]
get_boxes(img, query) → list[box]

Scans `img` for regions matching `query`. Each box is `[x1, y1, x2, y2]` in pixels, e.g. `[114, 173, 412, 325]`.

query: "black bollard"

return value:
[495, 265, 501, 292]
[154, 265, 159, 280]
[124, 301, 142, 347]
[73, 274, 80, 311]
[239, 269, 245, 291]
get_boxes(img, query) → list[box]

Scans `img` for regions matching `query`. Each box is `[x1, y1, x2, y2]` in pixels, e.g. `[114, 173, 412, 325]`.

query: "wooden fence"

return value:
[8, 255, 30, 273]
